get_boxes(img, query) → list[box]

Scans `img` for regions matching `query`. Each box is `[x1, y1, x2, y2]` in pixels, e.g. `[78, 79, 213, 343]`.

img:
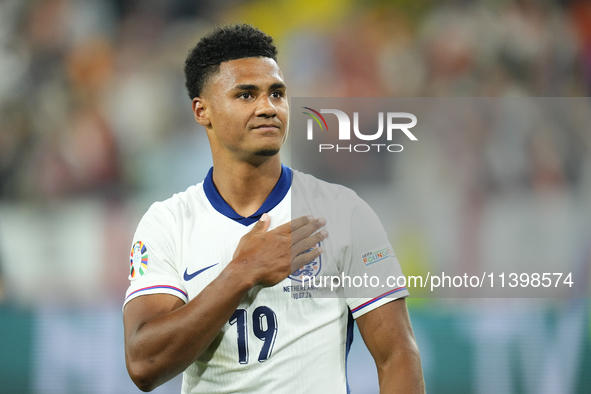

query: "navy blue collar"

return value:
[203, 164, 292, 226]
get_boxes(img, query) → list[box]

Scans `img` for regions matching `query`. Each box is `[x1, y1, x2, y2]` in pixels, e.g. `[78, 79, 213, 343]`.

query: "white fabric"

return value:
[124, 169, 408, 393]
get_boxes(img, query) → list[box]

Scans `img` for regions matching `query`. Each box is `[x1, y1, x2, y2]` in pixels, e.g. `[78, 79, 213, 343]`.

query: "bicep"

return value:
[123, 294, 185, 342]
[356, 298, 416, 366]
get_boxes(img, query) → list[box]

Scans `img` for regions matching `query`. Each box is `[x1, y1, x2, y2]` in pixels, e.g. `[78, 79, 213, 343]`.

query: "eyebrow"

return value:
[233, 82, 286, 91]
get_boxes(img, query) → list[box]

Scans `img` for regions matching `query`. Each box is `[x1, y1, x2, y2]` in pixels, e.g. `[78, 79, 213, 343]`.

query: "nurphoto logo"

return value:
[302, 107, 417, 153]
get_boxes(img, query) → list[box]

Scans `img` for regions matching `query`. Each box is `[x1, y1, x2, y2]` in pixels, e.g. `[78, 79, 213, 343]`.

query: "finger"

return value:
[291, 246, 323, 274]
[291, 217, 326, 246]
[290, 215, 314, 232]
[272, 215, 314, 235]
[291, 229, 328, 259]
[250, 213, 271, 234]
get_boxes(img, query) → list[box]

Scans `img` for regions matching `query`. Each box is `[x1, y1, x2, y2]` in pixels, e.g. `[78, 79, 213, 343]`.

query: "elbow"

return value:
[401, 338, 423, 367]
[379, 338, 423, 373]
[407, 338, 422, 359]
[127, 359, 159, 392]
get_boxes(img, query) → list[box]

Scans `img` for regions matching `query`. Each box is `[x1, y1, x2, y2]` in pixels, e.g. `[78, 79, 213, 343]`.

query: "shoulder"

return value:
[291, 169, 367, 210]
[292, 169, 360, 201]
[141, 183, 207, 228]
[291, 169, 386, 238]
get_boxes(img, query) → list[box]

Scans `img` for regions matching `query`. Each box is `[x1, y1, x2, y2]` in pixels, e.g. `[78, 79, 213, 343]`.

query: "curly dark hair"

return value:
[184, 24, 278, 99]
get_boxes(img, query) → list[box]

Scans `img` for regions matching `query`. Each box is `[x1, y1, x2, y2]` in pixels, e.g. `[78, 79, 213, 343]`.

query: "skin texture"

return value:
[357, 299, 426, 393]
[193, 57, 288, 217]
[124, 56, 425, 393]
[124, 214, 327, 391]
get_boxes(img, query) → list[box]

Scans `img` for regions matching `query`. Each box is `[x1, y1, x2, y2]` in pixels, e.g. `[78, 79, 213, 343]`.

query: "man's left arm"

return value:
[356, 298, 425, 394]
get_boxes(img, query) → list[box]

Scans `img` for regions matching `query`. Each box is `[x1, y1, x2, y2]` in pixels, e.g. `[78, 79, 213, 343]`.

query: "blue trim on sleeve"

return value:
[203, 164, 292, 226]
[345, 310, 354, 394]
[350, 287, 407, 314]
[125, 285, 188, 301]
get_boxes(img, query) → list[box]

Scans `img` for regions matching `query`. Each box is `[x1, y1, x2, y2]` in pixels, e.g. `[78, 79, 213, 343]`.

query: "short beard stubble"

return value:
[254, 149, 280, 157]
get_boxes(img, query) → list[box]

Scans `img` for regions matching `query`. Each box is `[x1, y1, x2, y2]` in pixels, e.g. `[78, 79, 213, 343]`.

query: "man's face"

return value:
[195, 57, 288, 161]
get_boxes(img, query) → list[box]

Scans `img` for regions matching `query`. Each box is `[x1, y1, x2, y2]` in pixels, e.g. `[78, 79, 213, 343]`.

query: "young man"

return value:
[123, 24, 424, 393]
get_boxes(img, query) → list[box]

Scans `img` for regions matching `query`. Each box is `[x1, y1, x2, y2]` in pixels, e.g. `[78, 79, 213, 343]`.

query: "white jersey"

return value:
[124, 165, 409, 394]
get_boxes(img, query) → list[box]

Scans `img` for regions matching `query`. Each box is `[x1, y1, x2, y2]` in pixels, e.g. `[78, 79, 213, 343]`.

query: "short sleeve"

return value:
[123, 202, 188, 308]
[343, 194, 409, 319]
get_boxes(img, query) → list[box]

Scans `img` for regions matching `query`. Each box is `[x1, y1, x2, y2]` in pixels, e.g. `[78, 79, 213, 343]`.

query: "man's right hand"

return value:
[124, 213, 327, 391]
[231, 213, 327, 287]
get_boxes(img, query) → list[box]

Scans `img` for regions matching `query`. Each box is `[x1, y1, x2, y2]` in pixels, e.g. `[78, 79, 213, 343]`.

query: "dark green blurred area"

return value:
[0, 305, 33, 394]
[1, 303, 589, 393]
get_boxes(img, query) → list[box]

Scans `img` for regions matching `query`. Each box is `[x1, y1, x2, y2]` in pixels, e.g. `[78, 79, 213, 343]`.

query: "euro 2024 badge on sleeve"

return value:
[130, 241, 148, 279]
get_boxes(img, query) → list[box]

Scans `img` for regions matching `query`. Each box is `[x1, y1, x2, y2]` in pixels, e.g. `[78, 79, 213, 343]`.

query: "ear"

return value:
[192, 97, 211, 127]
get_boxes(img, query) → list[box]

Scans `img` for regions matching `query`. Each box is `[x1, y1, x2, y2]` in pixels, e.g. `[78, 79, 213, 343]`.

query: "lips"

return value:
[251, 124, 281, 132]
[252, 124, 280, 130]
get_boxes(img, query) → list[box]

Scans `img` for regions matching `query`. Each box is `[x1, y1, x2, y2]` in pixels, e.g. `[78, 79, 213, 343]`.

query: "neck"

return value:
[211, 155, 283, 217]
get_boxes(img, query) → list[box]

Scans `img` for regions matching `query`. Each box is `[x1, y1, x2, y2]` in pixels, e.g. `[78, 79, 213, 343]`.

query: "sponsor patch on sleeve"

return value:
[361, 245, 394, 268]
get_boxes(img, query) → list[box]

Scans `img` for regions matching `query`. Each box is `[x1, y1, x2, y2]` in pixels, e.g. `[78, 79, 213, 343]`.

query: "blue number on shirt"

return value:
[229, 306, 277, 364]
[229, 309, 249, 364]
[253, 306, 278, 362]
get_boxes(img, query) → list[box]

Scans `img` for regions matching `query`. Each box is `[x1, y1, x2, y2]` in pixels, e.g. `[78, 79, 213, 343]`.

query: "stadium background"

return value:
[0, 0, 590, 393]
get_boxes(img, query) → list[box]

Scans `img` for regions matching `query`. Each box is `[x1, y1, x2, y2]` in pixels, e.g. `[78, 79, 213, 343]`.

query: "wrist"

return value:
[225, 256, 258, 291]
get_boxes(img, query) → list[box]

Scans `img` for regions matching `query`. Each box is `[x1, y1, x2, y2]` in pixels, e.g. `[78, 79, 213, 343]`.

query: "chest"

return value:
[176, 214, 345, 300]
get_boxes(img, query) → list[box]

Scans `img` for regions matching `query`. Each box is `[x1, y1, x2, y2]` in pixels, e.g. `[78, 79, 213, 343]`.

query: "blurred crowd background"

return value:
[0, 0, 590, 393]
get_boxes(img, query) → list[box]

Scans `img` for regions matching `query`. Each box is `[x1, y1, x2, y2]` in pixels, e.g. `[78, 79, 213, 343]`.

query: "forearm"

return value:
[377, 344, 425, 394]
[124, 215, 326, 391]
[125, 262, 253, 391]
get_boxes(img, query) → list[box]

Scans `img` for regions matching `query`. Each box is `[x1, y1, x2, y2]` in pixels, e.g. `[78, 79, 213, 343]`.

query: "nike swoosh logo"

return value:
[183, 263, 219, 281]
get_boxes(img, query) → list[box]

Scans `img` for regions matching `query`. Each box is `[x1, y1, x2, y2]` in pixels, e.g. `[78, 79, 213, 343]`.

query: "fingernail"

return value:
[317, 247, 323, 254]
[318, 217, 326, 225]
[306, 215, 314, 221]
[320, 230, 328, 237]
[260, 213, 269, 222]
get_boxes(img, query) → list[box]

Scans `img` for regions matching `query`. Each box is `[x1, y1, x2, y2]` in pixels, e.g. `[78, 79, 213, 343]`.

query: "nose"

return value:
[255, 95, 277, 118]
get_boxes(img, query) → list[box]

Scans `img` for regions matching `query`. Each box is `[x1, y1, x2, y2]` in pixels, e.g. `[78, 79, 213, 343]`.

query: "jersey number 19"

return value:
[229, 306, 278, 364]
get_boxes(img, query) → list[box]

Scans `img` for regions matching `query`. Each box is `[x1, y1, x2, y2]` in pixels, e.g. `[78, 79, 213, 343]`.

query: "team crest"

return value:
[130, 241, 148, 278]
[289, 242, 322, 282]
